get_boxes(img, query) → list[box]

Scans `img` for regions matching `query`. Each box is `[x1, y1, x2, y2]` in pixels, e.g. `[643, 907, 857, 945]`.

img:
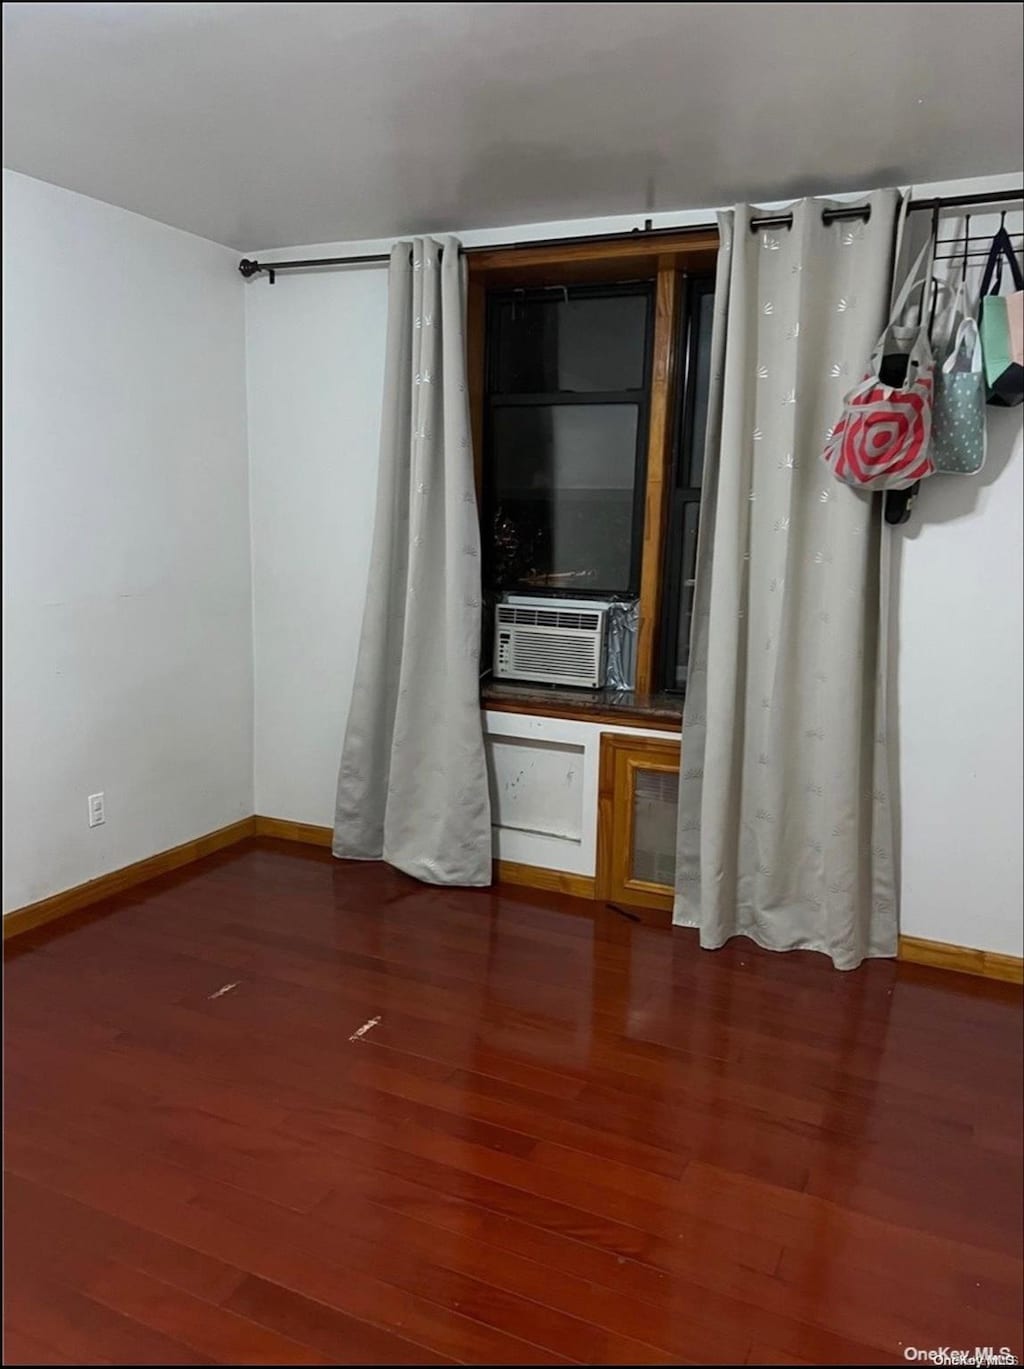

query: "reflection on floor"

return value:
[4, 839, 1022, 1365]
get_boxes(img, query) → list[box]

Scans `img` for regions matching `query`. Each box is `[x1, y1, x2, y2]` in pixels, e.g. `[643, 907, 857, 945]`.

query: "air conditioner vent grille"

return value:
[512, 632, 598, 678]
[496, 605, 601, 632]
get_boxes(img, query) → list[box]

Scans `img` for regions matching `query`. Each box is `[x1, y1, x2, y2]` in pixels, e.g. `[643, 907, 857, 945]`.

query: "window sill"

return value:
[481, 679, 682, 732]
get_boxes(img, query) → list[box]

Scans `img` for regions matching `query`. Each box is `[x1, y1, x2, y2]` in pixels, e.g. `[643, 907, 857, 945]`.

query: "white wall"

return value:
[244, 175, 1023, 957]
[884, 183, 1024, 957]
[2, 171, 253, 913]
[896, 407, 1022, 955]
[245, 263, 388, 825]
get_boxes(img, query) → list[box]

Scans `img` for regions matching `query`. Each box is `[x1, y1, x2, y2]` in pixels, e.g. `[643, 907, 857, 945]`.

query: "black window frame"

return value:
[481, 279, 657, 601]
[658, 274, 716, 693]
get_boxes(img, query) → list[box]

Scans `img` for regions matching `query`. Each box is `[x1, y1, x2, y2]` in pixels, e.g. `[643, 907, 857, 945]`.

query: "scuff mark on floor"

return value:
[348, 1015, 381, 1042]
[207, 981, 240, 1000]
[607, 903, 641, 923]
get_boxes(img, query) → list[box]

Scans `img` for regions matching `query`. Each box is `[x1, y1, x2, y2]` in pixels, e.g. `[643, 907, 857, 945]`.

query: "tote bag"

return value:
[823, 238, 935, 491]
[979, 227, 1024, 408]
[932, 284, 987, 475]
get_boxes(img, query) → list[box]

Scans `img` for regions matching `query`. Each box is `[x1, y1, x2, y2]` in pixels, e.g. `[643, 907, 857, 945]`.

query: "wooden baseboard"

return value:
[3, 817, 256, 941]
[899, 934, 1023, 985]
[494, 859, 596, 900]
[6, 812, 1019, 987]
[253, 816, 333, 847]
[252, 822, 599, 902]
[252, 822, 598, 900]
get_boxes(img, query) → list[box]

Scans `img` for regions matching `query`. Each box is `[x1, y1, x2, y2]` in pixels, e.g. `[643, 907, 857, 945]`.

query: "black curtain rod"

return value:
[237, 220, 712, 283]
[238, 187, 1023, 283]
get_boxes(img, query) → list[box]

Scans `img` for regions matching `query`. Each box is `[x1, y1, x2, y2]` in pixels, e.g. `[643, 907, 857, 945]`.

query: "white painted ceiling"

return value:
[3, 2, 1022, 251]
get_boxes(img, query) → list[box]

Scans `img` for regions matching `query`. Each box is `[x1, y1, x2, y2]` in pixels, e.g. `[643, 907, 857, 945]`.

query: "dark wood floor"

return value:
[4, 839, 1022, 1366]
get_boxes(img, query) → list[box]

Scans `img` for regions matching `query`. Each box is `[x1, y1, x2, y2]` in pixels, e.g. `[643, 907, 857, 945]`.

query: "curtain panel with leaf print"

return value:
[333, 237, 492, 886]
[674, 193, 899, 970]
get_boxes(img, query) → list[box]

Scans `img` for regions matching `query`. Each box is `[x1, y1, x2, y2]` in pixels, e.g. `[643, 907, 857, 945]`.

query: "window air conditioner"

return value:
[493, 596, 612, 689]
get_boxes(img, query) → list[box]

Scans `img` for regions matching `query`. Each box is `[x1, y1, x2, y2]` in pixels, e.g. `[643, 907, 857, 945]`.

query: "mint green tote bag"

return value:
[932, 285, 986, 475]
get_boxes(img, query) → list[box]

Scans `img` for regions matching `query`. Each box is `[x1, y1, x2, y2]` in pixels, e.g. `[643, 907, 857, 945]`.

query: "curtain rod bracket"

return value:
[239, 258, 277, 284]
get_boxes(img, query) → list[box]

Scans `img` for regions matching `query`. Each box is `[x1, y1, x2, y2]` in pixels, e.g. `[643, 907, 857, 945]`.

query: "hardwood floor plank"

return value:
[746, 1345, 818, 1366]
[197, 1169, 687, 1360]
[5, 1171, 248, 1305]
[213, 1171, 752, 1364]
[220, 1228, 675, 1366]
[79, 1261, 334, 1365]
[7, 1099, 749, 1363]
[4, 1061, 338, 1214]
[4, 1112, 579, 1366]
[2, 1327, 78, 1366]
[221, 1277, 458, 1366]
[278, 1097, 780, 1262]
[672, 1160, 1024, 1290]
[5, 840, 1022, 1366]
[4, 1265, 216, 1366]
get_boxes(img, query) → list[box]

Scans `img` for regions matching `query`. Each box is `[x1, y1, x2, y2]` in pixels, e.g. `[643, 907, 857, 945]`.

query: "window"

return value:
[483, 284, 654, 597]
[468, 229, 719, 697]
[659, 277, 715, 690]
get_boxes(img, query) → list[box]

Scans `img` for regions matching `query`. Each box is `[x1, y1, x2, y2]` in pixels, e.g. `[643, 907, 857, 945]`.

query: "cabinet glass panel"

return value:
[630, 767, 679, 887]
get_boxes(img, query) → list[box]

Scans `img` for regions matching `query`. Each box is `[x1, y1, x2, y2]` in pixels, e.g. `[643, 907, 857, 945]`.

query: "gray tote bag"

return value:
[932, 285, 986, 475]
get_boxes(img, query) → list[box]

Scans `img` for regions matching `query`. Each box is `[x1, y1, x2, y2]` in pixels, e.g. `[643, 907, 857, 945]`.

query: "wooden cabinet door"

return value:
[597, 732, 681, 912]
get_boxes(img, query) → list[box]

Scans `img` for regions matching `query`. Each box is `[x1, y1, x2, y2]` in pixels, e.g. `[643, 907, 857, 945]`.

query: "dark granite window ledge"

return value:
[481, 679, 683, 731]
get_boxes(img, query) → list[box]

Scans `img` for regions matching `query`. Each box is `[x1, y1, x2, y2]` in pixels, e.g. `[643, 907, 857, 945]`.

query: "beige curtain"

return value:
[674, 192, 899, 970]
[333, 237, 492, 885]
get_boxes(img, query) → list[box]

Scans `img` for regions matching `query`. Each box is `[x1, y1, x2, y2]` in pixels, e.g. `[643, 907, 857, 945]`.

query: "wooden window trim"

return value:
[635, 260, 678, 692]
[467, 231, 718, 284]
[467, 230, 717, 713]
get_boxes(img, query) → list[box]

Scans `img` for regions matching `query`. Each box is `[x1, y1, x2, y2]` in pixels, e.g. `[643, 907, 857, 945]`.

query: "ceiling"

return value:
[3, 2, 1022, 251]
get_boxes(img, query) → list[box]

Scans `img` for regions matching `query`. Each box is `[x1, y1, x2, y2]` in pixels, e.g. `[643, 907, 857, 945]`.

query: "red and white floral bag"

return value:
[823, 238, 935, 491]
